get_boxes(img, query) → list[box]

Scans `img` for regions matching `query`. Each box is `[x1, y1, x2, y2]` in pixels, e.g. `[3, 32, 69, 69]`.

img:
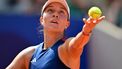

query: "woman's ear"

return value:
[40, 16, 43, 25]
[65, 21, 70, 29]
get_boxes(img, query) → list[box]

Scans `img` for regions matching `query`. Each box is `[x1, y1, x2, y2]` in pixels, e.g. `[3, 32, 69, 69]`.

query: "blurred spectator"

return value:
[0, 0, 10, 13]
[7, 0, 18, 7]
[0, 0, 47, 15]
[0, 0, 32, 14]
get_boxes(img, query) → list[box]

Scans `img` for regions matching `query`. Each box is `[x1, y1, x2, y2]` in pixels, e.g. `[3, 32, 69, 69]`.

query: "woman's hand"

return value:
[82, 16, 105, 34]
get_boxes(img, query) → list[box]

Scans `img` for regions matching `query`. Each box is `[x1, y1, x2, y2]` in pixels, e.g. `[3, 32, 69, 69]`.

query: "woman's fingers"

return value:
[83, 17, 91, 24]
[82, 16, 105, 33]
[83, 18, 87, 24]
[91, 16, 105, 24]
[97, 16, 105, 23]
[83, 16, 105, 25]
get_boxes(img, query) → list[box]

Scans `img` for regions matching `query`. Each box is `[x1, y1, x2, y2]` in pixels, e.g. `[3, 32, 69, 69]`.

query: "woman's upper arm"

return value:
[6, 46, 36, 69]
[61, 37, 83, 58]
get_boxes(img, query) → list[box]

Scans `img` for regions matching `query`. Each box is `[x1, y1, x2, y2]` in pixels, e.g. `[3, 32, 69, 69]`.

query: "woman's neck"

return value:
[43, 30, 64, 50]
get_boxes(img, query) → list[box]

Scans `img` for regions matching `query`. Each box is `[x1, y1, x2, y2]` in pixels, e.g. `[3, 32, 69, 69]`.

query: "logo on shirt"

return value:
[31, 58, 37, 62]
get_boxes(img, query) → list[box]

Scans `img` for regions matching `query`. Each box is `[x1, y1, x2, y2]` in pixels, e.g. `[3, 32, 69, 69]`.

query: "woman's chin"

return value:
[46, 28, 62, 33]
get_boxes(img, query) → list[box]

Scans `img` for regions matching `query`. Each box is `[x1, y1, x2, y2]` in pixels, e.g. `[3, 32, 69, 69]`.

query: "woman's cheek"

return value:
[44, 13, 52, 19]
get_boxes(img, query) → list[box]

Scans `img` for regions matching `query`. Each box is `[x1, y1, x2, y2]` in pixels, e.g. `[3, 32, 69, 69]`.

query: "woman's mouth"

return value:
[50, 20, 58, 24]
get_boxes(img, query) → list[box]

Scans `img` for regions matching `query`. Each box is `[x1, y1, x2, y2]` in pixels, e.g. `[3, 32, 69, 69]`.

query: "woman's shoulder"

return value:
[19, 43, 43, 60]
[23, 46, 38, 68]
[23, 46, 38, 59]
[6, 46, 38, 69]
[23, 46, 38, 56]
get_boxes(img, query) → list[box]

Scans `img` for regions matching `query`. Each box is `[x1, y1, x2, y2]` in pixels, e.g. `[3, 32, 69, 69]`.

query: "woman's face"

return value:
[40, 2, 70, 33]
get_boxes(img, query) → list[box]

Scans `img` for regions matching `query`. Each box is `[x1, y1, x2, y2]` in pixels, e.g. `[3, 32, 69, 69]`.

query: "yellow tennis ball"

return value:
[88, 6, 102, 19]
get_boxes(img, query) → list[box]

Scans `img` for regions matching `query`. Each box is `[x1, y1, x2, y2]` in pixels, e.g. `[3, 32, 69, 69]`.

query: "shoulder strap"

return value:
[31, 43, 43, 61]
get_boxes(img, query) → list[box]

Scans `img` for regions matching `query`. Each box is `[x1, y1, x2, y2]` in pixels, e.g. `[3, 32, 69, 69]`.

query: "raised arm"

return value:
[68, 16, 105, 57]
[58, 16, 105, 69]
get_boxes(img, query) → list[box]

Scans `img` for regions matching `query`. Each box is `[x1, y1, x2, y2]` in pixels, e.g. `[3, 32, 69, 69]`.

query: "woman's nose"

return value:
[52, 13, 59, 18]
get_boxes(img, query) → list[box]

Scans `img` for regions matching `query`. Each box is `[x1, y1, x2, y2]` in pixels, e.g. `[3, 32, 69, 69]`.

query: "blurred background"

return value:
[0, 0, 122, 69]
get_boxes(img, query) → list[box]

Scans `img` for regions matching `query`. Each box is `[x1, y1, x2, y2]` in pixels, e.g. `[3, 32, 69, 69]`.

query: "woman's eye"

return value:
[47, 9, 53, 13]
[59, 11, 65, 15]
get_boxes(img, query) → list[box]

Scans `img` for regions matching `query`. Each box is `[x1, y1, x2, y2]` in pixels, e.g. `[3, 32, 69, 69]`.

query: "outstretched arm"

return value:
[68, 16, 105, 57]
[58, 16, 105, 69]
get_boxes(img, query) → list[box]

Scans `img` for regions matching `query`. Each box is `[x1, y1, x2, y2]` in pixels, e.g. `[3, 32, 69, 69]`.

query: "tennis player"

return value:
[6, 0, 105, 69]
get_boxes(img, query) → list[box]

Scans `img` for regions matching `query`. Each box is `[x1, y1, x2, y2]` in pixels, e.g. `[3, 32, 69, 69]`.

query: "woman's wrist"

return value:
[82, 31, 92, 36]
